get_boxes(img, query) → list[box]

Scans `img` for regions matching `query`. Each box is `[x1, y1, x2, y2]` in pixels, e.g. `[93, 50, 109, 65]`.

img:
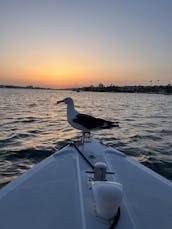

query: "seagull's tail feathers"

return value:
[101, 120, 119, 129]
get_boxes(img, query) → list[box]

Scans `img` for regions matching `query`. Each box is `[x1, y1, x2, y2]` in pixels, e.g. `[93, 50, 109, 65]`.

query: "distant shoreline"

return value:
[0, 85, 59, 90]
[0, 84, 172, 94]
[72, 84, 172, 95]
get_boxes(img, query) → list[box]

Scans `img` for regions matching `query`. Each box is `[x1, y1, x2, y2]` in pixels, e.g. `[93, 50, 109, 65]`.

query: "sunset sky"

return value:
[1, 0, 172, 88]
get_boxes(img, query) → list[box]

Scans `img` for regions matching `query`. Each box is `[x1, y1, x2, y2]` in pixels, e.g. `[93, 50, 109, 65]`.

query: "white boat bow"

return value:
[0, 138, 172, 229]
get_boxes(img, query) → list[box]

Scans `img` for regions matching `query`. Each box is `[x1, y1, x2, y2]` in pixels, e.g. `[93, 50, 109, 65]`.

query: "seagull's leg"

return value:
[81, 131, 91, 144]
[81, 131, 85, 144]
[85, 132, 90, 141]
[83, 131, 89, 144]
[87, 131, 91, 139]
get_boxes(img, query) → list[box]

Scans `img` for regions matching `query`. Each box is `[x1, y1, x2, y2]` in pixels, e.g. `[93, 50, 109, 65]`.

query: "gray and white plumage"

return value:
[57, 97, 119, 133]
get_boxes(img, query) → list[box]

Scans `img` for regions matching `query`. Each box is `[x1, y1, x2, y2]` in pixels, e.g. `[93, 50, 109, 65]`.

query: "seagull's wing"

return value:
[73, 114, 118, 130]
[73, 114, 104, 129]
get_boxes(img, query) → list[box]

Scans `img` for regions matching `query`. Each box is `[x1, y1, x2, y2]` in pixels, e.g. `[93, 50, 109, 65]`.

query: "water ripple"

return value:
[0, 89, 172, 187]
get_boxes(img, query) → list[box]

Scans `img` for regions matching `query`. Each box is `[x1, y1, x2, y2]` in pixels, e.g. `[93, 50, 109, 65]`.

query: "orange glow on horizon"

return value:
[1, 54, 171, 88]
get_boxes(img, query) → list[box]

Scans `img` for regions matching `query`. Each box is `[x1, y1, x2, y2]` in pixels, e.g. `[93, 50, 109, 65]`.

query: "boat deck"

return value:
[0, 139, 172, 229]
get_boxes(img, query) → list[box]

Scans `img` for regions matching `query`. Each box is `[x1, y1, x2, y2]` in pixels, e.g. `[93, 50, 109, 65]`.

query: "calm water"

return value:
[0, 88, 172, 187]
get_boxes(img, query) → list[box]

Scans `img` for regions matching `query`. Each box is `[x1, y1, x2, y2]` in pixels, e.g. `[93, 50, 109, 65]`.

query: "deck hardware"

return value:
[88, 154, 96, 159]
[92, 181, 123, 220]
[86, 162, 114, 181]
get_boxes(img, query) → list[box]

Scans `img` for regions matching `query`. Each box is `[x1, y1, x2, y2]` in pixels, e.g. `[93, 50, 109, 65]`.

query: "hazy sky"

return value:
[0, 0, 172, 88]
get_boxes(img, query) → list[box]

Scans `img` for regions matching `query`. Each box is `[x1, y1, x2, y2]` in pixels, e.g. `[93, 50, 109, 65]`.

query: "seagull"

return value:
[57, 97, 119, 142]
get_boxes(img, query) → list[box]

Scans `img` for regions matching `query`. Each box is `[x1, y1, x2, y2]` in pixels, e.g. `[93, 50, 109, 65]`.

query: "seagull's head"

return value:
[57, 97, 74, 105]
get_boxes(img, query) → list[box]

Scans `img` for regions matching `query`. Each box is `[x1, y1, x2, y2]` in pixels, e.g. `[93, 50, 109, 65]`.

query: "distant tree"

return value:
[98, 83, 104, 88]
[166, 84, 172, 94]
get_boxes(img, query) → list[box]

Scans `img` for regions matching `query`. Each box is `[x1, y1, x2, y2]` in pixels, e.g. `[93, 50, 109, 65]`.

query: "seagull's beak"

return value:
[56, 100, 64, 105]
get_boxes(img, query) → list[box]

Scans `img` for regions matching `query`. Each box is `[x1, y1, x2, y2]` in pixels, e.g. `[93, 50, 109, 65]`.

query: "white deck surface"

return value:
[0, 138, 172, 229]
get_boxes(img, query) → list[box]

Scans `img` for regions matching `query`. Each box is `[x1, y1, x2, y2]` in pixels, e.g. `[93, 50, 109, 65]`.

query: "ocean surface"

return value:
[0, 88, 172, 187]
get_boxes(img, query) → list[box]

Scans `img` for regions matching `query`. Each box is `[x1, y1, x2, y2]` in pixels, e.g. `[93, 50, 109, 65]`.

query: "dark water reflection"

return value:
[0, 88, 172, 187]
